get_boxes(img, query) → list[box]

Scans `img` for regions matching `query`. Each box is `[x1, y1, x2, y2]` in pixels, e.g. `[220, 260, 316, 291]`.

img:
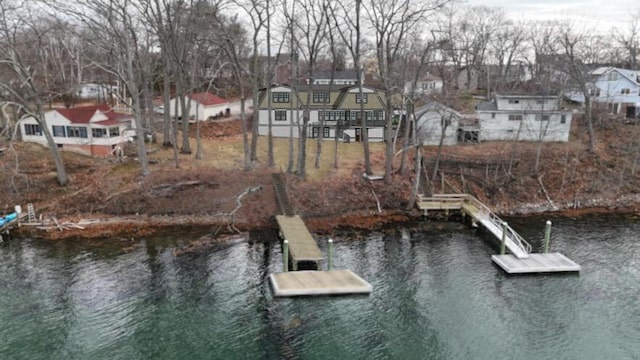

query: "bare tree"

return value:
[555, 22, 600, 153]
[0, 1, 68, 185]
[67, 0, 150, 176]
[329, 0, 373, 175]
[613, 10, 640, 69]
[365, 0, 446, 183]
[233, 0, 267, 166]
[285, 0, 327, 178]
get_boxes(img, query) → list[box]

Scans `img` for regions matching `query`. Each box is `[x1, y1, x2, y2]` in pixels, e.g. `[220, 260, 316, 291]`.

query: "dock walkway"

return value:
[275, 215, 324, 270]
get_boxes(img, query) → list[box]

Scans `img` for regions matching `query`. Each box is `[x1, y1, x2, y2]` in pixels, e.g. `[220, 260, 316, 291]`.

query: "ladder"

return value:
[27, 203, 36, 223]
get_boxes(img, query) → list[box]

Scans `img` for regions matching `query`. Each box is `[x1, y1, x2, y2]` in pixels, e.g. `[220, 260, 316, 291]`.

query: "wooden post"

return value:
[500, 221, 507, 255]
[543, 220, 552, 253]
[328, 238, 334, 270]
[283, 240, 289, 272]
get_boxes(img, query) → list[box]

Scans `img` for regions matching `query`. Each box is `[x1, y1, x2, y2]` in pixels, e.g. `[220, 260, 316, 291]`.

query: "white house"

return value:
[404, 74, 444, 96]
[566, 67, 640, 116]
[76, 83, 118, 100]
[415, 102, 460, 146]
[312, 71, 358, 86]
[257, 84, 387, 142]
[19, 105, 134, 156]
[476, 93, 573, 142]
[166, 92, 230, 122]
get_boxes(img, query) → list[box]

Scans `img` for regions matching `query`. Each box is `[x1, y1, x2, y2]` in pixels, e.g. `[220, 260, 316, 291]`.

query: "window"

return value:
[52, 125, 65, 137]
[312, 126, 319, 138]
[508, 99, 520, 104]
[536, 114, 550, 121]
[589, 88, 601, 97]
[621, 88, 631, 95]
[560, 115, 567, 124]
[508, 114, 523, 121]
[313, 92, 330, 103]
[92, 128, 107, 138]
[109, 127, 120, 136]
[491, 113, 496, 119]
[275, 110, 287, 121]
[24, 124, 42, 136]
[323, 127, 330, 137]
[356, 93, 368, 104]
[272, 92, 289, 103]
[372, 110, 384, 121]
[320, 110, 346, 122]
[607, 72, 619, 81]
[66, 126, 88, 138]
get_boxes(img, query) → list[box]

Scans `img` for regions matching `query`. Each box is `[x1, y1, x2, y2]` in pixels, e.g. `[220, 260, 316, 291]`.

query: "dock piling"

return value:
[328, 239, 334, 270]
[283, 240, 289, 272]
[543, 220, 552, 253]
[500, 221, 507, 255]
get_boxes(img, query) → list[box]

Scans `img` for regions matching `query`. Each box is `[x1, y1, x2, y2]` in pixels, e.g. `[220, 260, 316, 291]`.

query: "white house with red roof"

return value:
[167, 92, 230, 122]
[19, 105, 135, 157]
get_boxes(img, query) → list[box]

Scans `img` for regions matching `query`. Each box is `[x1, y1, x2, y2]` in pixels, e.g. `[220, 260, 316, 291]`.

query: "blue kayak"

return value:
[0, 212, 17, 227]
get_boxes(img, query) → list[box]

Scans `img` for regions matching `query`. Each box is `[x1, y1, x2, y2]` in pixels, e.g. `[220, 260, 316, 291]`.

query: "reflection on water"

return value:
[1, 216, 639, 360]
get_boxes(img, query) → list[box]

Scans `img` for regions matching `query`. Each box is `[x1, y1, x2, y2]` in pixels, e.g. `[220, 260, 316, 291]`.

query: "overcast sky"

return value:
[465, 0, 638, 31]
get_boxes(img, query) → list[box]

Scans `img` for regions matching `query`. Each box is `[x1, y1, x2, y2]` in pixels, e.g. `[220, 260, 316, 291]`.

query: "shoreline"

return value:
[12, 195, 640, 241]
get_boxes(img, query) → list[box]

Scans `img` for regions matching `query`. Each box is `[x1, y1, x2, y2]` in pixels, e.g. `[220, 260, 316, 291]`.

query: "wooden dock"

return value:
[276, 215, 324, 270]
[491, 253, 581, 274]
[269, 270, 373, 297]
[417, 194, 580, 274]
[418, 194, 531, 259]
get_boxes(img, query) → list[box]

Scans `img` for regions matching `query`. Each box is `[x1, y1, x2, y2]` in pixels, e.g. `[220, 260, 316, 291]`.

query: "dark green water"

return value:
[1, 215, 639, 360]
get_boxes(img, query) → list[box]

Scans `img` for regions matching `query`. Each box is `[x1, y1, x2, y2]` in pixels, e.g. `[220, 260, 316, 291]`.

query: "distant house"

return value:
[566, 67, 640, 116]
[166, 92, 230, 122]
[475, 93, 572, 142]
[478, 63, 532, 91]
[76, 83, 118, 100]
[414, 102, 460, 146]
[312, 71, 359, 86]
[19, 105, 134, 156]
[257, 84, 387, 142]
[404, 74, 443, 96]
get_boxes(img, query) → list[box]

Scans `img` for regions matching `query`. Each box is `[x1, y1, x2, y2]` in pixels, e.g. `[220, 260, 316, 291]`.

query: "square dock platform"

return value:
[492, 253, 581, 274]
[269, 270, 373, 297]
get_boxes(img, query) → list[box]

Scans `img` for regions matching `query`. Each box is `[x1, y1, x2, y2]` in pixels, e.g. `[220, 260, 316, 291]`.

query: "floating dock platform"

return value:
[269, 270, 373, 297]
[491, 253, 581, 274]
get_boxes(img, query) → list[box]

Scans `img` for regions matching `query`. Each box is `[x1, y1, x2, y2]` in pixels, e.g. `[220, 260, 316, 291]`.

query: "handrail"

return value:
[417, 193, 532, 256]
[463, 195, 532, 254]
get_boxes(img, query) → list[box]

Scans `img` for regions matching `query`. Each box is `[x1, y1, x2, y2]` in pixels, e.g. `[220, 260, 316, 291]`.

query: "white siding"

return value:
[168, 97, 230, 122]
[478, 111, 572, 142]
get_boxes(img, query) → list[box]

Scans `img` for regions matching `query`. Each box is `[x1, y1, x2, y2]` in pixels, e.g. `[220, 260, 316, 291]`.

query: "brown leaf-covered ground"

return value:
[2, 116, 640, 240]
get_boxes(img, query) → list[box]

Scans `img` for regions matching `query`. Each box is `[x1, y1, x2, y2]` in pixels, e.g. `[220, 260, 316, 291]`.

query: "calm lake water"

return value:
[1, 215, 639, 360]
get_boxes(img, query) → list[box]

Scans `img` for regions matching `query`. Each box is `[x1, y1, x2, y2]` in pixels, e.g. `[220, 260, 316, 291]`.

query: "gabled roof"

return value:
[189, 92, 228, 106]
[592, 67, 640, 86]
[55, 105, 131, 126]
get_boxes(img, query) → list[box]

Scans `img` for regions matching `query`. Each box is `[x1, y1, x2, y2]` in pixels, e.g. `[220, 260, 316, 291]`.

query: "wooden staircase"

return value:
[271, 173, 295, 216]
